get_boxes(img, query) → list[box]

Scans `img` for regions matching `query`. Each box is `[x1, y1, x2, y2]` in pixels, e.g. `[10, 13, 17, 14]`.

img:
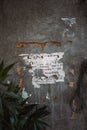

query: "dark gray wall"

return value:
[0, 0, 87, 130]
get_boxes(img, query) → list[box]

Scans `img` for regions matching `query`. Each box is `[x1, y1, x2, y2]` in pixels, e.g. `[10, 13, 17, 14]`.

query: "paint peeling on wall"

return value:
[19, 52, 65, 88]
[62, 28, 75, 38]
[61, 18, 76, 27]
[61, 18, 76, 39]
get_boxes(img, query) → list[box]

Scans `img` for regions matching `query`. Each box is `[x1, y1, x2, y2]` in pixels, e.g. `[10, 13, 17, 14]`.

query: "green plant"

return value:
[0, 61, 50, 130]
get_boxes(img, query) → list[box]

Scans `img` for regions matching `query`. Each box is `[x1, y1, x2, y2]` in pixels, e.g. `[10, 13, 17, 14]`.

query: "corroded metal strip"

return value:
[16, 42, 47, 51]
[50, 41, 61, 46]
[16, 41, 62, 50]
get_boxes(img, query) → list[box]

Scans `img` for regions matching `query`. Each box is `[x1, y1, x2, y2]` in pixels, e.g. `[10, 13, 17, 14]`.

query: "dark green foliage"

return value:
[0, 61, 50, 130]
[0, 61, 15, 83]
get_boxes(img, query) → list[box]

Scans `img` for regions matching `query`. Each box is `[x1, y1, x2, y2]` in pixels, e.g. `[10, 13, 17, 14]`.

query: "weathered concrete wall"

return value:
[0, 0, 87, 130]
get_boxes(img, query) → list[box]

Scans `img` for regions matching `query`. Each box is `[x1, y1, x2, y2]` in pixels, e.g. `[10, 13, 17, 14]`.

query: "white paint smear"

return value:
[22, 88, 29, 99]
[61, 18, 76, 27]
[20, 52, 65, 88]
[62, 28, 75, 38]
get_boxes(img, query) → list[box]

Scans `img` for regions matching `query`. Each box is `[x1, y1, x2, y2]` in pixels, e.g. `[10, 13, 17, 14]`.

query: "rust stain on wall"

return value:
[16, 42, 47, 51]
[16, 66, 23, 92]
[50, 41, 61, 47]
[18, 78, 23, 92]
[42, 96, 46, 103]
[16, 66, 22, 75]
[67, 40, 73, 45]
[52, 96, 58, 100]
[67, 81, 74, 88]
[16, 41, 62, 51]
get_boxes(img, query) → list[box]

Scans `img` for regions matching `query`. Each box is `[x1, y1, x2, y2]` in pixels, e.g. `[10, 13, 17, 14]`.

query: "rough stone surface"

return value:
[0, 0, 87, 130]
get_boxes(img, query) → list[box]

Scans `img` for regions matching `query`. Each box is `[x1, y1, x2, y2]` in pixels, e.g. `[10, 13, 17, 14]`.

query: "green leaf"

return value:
[5, 92, 20, 100]
[0, 61, 50, 130]
[34, 123, 37, 130]
[3, 63, 15, 75]
[0, 62, 15, 83]
[20, 97, 30, 106]
[30, 105, 50, 119]
[0, 61, 4, 72]
[20, 104, 37, 115]
[18, 116, 28, 129]
[7, 82, 19, 93]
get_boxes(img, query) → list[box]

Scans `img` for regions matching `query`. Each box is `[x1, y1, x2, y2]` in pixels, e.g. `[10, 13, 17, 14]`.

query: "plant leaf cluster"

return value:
[0, 61, 50, 130]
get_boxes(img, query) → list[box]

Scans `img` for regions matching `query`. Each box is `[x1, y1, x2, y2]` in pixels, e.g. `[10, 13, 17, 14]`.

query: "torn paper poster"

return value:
[20, 52, 65, 88]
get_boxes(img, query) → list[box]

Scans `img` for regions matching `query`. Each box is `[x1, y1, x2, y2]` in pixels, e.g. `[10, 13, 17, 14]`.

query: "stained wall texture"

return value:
[0, 0, 87, 130]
